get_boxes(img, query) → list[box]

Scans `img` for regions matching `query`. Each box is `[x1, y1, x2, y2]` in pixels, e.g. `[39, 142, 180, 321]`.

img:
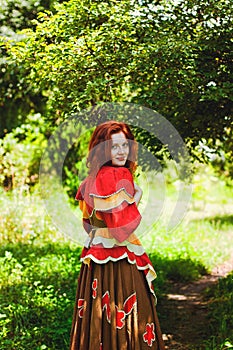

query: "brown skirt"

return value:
[70, 259, 165, 350]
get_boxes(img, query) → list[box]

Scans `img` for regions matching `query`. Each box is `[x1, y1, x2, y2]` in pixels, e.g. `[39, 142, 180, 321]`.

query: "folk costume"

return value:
[70, 166, 165, 350]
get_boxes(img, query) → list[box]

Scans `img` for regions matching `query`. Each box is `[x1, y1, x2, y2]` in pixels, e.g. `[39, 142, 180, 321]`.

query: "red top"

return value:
[76, 166, 141, 243]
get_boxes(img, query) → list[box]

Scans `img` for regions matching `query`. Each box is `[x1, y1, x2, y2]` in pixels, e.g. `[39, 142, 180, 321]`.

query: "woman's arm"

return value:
[134, 183, 143, 206]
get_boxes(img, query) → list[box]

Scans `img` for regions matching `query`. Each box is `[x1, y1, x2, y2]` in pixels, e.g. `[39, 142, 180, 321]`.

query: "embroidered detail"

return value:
[102, 291, 111, 323]
[77, 299, 85, 318]
[91, 188, 135, 211]
[92, 278, 98, 299]
[116, 306, 126, 329]
[124, 292, 137, 315]
[143, 323, 156, 347]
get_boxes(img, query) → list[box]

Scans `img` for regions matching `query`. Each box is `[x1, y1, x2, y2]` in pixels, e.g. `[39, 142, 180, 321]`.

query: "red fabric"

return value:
[75, 182, 85, 201]
[75, 166, 141, 243]
[83, 218, 91, 234]
[92, 166, 135, 197]
[81, 246, 153, 270]
[75, 166, 134, 202]
[80, 246, 156, 295]
[98, 205, 141, 242]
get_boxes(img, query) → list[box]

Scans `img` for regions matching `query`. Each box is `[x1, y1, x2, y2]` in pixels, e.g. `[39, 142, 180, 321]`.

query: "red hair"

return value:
[87, 121, 137, 175]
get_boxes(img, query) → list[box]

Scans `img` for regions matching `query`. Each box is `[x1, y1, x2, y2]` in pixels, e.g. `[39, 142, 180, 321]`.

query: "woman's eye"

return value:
[111, 143, 128, 150]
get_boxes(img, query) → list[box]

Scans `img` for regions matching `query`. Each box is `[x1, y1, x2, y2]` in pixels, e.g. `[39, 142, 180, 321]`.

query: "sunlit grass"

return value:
[203, 272, 233, 350]
[139, 165, 233, 273]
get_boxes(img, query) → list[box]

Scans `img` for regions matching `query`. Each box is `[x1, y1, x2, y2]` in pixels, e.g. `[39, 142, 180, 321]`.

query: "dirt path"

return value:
[158, 258, 233, 350]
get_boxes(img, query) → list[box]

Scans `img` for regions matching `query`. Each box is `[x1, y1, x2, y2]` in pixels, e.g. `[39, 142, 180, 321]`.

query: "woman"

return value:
[70, 121, 165, 350]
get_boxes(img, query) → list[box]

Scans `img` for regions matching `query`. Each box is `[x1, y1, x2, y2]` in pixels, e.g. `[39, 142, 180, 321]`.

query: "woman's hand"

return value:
[134, 183, 143, 206]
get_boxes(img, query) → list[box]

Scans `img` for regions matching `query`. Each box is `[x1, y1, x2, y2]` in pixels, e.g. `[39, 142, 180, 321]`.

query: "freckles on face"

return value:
[110, 132, 129, 166]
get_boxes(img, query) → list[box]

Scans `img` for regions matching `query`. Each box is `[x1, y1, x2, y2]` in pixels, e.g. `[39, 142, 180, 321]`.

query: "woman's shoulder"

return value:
[75, 167, 134, 199]
[94, 166, 134, 197]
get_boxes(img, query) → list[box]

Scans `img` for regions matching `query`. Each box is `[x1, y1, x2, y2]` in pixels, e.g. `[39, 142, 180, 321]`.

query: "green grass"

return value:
[0, 242, 82, 349]
[203, 272, 233, 349]
[139, 164, 233, 278]
[0, 165, 233, 349]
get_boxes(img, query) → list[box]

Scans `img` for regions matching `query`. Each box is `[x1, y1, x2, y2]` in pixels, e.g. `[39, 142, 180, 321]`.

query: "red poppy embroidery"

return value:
[115, 306, 126, 329]
[124, 292, 137, 315]
[102, 291, 111, 323]
[92, 278, 98, 299]
[143, 323, 156, 347]
[77, 299, 85, 318]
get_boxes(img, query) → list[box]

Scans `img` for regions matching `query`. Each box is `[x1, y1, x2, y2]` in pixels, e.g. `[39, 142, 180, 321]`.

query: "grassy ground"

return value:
[0, 165, 232, 349]
[204, 272, 233, 350]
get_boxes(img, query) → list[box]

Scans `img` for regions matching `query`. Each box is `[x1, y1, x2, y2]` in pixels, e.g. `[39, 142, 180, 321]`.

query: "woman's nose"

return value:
[117, 146, 125, 154]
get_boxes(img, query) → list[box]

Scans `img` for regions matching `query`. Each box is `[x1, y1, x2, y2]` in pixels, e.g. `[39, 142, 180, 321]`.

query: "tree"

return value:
[0, 0, 65, 136]
[3, 0, 232, 165]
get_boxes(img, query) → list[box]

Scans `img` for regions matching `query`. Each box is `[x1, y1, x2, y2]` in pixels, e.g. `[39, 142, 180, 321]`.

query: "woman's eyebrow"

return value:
[112, 140, 128, 144]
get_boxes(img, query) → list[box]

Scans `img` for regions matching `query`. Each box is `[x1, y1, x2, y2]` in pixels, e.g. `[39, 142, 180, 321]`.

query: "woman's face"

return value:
[110, 132, 129, 166]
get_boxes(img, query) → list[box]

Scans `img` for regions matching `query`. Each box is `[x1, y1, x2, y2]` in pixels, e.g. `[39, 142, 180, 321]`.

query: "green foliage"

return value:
[149, 253, 207, 294]
[63, 127, 92, 201]
[1, 0, 232, 182]
[140, 164, 233, 274]
[6, 0, 232, 147]
[210, 129, 233, 183]
[0, 187, 59, 244]
[0, 186, 82, 349]
[204, 273, 233, 349]
[0, 243, 82, 349]
[0, 0, 60, 34]
[0, 0, 64, 135]
[0, 113, 47, 189]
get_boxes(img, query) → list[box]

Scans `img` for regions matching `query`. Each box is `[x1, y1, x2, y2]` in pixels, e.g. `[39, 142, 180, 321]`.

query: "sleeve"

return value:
[90, 166, 141, 242]
[75, 179, 92, 234]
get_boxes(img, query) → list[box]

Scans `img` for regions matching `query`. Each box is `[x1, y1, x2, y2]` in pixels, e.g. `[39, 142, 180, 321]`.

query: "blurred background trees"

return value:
[0, 0, 232, 193]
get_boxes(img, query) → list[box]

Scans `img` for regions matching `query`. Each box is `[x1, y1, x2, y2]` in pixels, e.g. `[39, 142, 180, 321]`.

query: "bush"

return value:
[204, 272, 233, 349]
[0, 242, 82, 349]
[0, 113, 47, 190]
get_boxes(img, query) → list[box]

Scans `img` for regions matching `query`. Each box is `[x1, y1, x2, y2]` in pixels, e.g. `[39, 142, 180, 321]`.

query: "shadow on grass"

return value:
[192, 214, 233, 228]
[0, 241, 208, 349]
[149, 253, 208, 297]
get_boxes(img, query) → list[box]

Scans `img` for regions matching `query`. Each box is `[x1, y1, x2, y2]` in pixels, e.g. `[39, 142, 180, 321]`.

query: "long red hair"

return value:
[87, 121, 137, 175]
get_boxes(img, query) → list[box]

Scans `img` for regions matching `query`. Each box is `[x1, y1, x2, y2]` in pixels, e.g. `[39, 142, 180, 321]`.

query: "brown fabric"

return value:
[70, 259, 165, 350]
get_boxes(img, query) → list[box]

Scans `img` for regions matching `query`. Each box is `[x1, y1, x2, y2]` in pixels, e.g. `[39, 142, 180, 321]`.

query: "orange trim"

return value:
[95, 211, 103, 220]
[93, 189, 135, 211]
[79, 200, 89, 219]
